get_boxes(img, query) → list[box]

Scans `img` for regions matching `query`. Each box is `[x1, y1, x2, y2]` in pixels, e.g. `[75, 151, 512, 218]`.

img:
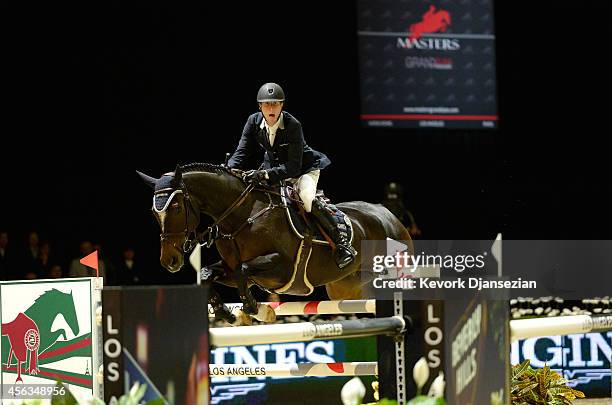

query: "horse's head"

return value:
[138, 165, 200, 273]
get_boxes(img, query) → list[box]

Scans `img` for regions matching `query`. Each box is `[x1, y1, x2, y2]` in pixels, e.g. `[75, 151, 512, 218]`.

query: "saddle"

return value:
[280, 185, 354, 247]
[228, 169, 355, 295]
[271, 185, 355, 296]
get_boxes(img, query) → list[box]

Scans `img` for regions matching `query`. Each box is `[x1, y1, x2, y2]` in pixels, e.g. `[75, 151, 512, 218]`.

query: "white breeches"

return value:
[291, 170, 320, 212]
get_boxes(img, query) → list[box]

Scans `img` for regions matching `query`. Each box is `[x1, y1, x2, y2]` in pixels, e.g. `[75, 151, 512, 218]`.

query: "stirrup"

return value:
[334, 244, 356, 269]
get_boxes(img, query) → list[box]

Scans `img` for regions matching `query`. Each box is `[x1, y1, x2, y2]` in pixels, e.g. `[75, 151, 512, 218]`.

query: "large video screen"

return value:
[357, 0, 498, 129]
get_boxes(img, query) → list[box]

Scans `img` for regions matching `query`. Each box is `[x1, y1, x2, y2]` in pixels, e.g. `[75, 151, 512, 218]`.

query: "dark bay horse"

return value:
[138, 163, 412, 325]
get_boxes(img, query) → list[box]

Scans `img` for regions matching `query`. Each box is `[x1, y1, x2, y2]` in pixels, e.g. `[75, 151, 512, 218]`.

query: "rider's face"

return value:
[259, 101, 283, 125]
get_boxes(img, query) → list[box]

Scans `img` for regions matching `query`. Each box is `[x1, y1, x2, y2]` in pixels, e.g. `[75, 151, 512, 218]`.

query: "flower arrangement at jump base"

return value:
[511, 360, 584, 405]
[340, 357, 446, 405]
[406, 357, 446, 405]
[341, 356, 587, 405]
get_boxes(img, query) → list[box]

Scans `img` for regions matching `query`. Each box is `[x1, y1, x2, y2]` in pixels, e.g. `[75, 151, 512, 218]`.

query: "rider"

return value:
[227, 82, 356, 269]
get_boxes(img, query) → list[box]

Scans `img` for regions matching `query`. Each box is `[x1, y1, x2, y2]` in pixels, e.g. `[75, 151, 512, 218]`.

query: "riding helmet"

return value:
[257, 83, 285, 103]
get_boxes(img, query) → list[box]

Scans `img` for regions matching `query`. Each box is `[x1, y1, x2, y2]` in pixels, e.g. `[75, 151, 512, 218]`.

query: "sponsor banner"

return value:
[102, 286, 209, 405]
[102, 288, 123, 400]
[376, 293, 509, 404]
[0, 277, 102, 403]
[210, 337, 378, 405]
[357, 0, 498, 129]
[512, 332, 612, 397]
[445, 295, 509, 405]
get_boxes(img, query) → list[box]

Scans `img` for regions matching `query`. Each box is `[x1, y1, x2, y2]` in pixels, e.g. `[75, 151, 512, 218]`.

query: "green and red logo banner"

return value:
[0, 277, 102, 401]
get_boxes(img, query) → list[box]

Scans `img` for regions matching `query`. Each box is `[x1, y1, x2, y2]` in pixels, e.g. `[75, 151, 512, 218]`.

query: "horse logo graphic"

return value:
[2, 288, 81, 384]
[409, 5, 451, 40]
[2, 313, 40, 382]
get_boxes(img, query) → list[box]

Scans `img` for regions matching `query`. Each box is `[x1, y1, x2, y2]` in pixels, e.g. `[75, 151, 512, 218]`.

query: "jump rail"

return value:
[209, 315, 407, 347]
[207, 299, 376, 317]
[209, 362, 378, 377]
[510, 313, 612, 341]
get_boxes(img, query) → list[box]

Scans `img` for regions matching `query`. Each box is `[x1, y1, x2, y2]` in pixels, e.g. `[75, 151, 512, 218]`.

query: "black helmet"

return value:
[257, 83, 285, 103]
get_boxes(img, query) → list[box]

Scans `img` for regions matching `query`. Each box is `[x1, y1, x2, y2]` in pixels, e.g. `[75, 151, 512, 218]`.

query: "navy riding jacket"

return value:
[227, 111, 331, 183]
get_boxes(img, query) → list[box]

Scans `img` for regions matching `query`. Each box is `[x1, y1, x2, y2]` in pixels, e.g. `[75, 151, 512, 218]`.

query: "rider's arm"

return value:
[227, 115, 257, 170]
[266, 121, 303, 183]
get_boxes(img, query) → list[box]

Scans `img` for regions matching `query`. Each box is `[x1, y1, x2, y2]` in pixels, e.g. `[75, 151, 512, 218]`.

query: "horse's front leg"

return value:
[235, 254, 286, 323]
[200, 261, 237, 325]
[235, 262, 258, 315]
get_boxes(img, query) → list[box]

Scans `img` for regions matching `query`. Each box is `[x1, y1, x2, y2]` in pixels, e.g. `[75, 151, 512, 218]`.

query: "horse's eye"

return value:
[171, 201, 180, 209]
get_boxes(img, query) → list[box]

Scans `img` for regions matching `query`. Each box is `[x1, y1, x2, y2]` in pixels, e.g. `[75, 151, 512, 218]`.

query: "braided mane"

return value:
[179, 162, 231, 175]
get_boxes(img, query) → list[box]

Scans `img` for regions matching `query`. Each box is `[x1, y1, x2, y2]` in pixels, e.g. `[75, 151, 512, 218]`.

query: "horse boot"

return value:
[201, 266, 236, 324]
[236, 263, 258, 315]
[311, 198, 357, 269]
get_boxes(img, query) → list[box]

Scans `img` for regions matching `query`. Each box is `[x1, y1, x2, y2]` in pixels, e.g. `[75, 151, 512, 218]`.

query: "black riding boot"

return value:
[311, 199, 357, 269]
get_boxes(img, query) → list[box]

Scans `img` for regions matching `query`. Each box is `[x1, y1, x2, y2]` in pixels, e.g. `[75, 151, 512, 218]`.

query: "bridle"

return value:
[153, 179, 261, 254]
[153, 174, 302, 254]
[153, 185, 201, 254]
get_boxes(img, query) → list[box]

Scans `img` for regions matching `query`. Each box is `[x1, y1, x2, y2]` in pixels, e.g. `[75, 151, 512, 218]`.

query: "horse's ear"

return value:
[136, 170, 158, 189]
[172, 164, 182, 187]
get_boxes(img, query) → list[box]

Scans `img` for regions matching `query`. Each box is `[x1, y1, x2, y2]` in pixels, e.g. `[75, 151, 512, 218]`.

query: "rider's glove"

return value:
[244, 169, 269, 184]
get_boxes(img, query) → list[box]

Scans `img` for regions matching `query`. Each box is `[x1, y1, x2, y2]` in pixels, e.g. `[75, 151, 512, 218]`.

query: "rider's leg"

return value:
[311, 198, 356, 269]
[296, 170, 319, 212]
[297, 171, 356, 269]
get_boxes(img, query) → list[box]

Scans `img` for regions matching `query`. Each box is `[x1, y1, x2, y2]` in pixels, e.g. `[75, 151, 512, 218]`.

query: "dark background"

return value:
[2, 2, 611, 285]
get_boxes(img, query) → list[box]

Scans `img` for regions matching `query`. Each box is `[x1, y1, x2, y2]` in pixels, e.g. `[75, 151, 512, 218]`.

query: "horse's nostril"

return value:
[170, 256, 177, 266]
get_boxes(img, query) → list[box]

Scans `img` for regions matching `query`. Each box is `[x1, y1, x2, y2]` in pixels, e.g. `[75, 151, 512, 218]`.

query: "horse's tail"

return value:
[362, 203, 413, 244]
[373, 204, 414, 254]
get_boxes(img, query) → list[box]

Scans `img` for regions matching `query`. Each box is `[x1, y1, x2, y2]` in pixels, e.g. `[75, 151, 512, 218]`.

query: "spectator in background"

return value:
[24, 271, 37, 280]
[33, 241, 53, 278]
[93, 243, 116, 285]
[381, 182, 422, 238]
[69, 240, 106, 279]
[48, 264, 64, 279]
[0, 231, 13, 280]
[23, 231, 41, 276]
[116, 247, 144, 285]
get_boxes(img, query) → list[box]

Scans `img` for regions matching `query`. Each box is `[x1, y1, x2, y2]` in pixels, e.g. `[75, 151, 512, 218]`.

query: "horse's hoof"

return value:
[252, 304, 277, 323]
[230, 308, 252, 326]
[214, 311, 236, 325]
